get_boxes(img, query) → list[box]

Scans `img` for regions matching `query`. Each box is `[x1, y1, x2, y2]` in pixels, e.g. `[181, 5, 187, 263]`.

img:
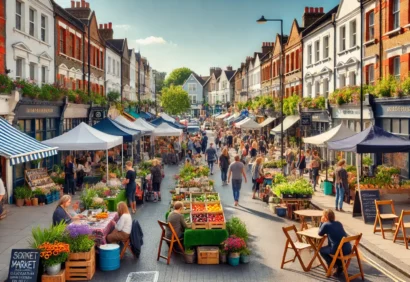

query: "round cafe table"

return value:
[294, 209, 323, 231]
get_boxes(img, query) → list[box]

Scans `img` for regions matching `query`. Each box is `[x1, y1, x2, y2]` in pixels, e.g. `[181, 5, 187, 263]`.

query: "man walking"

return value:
[205, 143, 218, 175]
[201, 132, 208, 154]
[285, 147, 294, 176]
[227, 155, 247, 206]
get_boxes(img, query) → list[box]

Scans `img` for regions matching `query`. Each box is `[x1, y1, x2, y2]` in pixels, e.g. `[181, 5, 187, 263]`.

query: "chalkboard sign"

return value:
[301, 115, 312, 126]
[352, 190, 380, 224]
[7, 249, 40, 282]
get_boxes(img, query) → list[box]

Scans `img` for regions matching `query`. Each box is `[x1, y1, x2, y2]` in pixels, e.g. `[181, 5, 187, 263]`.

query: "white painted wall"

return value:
[129, 50, 136, 101]
[248, 55, 261, 99]
[6, 0, 55, 85]
[105, 47, 121, 95]
[218, 71, 233, 104]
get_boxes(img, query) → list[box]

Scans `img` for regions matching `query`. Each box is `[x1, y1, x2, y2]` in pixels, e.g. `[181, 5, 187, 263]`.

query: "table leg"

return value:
[306, 237, 327, 272]
[299, 216, 307, 231]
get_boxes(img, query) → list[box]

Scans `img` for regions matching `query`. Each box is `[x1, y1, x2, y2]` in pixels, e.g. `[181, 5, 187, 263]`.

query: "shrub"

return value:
[375, 76, 398, 98]
[283, 94, 300, 115]
[107, 91, 120, 102]
[0, 74, 14, 94]
[226, 217, 249, 242]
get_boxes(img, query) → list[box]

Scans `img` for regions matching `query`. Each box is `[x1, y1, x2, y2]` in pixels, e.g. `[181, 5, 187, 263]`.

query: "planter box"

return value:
[46, 195, 53, 205]
[281, 194, 295, 199]
[41, 269, 65, 282]
[65, 247, 95, 281]
[68, 247, 94, 261]
[379, 189, 410, 203]
[197, 246, 219, 265]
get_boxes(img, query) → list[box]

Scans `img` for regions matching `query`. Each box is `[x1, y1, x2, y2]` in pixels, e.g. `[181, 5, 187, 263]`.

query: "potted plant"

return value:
[35, 188, 46, 205]
[222, 236, 246, 266]
[219, 247, 227, 264]
[240, 247, 251, 264]
[14, 186, 27, 207]
[184, 248, 195, 264]
[226, 217, 249, 242]
[38, 242, 70, 275]
[31, 190, 39, 206]
[24, 188, 32, 206]
[65, 224, 95, 261]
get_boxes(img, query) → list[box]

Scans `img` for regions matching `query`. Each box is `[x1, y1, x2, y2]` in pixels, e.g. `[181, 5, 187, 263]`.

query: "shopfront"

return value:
[63, 103, 90, 132]
[374, 98, 410, 178]
[88, 105, 108, 126]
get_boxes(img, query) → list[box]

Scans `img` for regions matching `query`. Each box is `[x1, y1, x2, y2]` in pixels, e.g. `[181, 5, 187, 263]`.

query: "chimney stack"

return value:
[99, 22, 114, 40]
[76, 1, 80, 7]
[104, 23, 108, 29]
[67, 1, 91, 19]
[81, 0, 85, 7]
[303, 7, 325, 28]
[262, 42, 274, 55]
[71, 1, 75, 8]
[226, 66, 233, 71]
[99, 24, 103, 29]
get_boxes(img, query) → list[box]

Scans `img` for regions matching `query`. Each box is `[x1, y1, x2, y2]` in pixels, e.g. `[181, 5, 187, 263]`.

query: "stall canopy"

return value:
[259, 117, 276, 128]
[235, 117, 250, 128]
[239, 118, 263, 130]
[327, 125, 410, 153]
[139, 111, 151, 120]
[270, 115, 300, 134]
[303, 124, 356, 147]
[216, 113, 229, 119]
[134, 118, 156, 131]
[232, 115, 246, 125]
[115, 115, 151, 135]
[151, 117, 185, 129]
[159, 113, 175, 123]
[93, 118, 141, 142]
[225, 113, 239, 123]
[0, 117, 58, 165]
[151, 123, 182, 137]
[42, 122, 122, 151]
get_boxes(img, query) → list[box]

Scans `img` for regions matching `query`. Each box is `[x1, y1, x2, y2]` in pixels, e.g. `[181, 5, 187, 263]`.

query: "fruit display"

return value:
[95, 212, 108, 219]
[192, 203, 206, 212]
[191, 194, 206, 202]
[206, 203, 222, 212]
[207, 213, 224, 223]
[192, 213, 207, 223]
[206, 194, 219, 202]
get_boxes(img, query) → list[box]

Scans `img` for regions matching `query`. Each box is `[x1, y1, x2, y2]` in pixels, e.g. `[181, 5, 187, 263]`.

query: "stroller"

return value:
[144, 164, 165, 202]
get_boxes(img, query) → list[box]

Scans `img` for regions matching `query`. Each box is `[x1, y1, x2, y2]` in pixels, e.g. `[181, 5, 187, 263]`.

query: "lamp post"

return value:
[257, 16, 285, 173]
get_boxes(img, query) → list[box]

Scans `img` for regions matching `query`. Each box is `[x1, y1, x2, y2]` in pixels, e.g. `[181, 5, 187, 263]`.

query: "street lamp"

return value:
[257, 15, 285, 173]
[357, 0, 363, 131]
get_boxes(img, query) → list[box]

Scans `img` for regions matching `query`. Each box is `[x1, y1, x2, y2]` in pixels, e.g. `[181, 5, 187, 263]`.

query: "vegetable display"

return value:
[192, 204, 206, 212]
[208, 213, 224, 222]
[207, 203, 222, 212]
[192, 213, 207, 223]
[206, 194, 219, 202]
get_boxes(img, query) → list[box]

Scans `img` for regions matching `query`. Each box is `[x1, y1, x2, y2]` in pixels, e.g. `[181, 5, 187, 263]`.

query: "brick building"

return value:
[261, 43, 274, 97]
[284, 20, 304, 97]
[234, 65, 243, 104]
[0, 0, 5, 74]
[271, 34, 288, 99]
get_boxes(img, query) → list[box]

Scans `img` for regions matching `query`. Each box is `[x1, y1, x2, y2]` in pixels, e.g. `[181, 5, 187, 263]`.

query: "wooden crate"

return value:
[191, 202, 206, 213]
[190, 213, 208, 230]
[68, 247, 94, 261]
[207, 212, 226, 229]
[190, 193, 206, 203]
[197, 246, 219, 265]
[42, 270, 65, 282]
[65, 254, 95, 281]
[205, 202, 222, 212]
[205, 192, 220, 203]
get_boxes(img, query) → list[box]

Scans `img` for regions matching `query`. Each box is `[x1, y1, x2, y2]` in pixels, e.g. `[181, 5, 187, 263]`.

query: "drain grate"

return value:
[125, 271, 159, 282]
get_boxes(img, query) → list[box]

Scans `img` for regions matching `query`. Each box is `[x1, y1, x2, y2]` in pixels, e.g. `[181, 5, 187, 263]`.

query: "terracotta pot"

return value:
[15, 199, 24, 207]
[31, 198, 38, 206]
[109, 173, 117, 179]
[24, 199, 31, 206]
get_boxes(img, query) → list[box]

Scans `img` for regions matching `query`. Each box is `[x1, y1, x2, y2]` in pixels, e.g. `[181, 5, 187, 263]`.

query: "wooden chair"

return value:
[326, 234, 364, 281]
[393, 210, 410, 249]
[373, 200, 398, 239]
[280, 225, 312, 271]
[120, 238, 135, 259]
[157, 220, 184, 265]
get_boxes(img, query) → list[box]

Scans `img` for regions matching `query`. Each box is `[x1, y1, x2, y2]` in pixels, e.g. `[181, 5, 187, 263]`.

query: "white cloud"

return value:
[135, 36, 177, 46]
[114, 24, 131, 31]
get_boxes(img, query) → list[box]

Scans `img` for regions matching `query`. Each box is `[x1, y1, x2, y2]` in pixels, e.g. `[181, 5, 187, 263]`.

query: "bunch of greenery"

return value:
[0, 74, 14, 93]
[14, 186, 30, 199]
[226, 217, 249, 242]
[273, 178, 313, 196]
[29, 222, 67, 248]
[64, 225, 94, 253]
[302, 95, 326, 110]
[107, 91, 120, 102]
[328, 86, 361, 105]
[283, 94, 300, 115]
[80, 188, 98, 209]
[375, 76, 400, 98]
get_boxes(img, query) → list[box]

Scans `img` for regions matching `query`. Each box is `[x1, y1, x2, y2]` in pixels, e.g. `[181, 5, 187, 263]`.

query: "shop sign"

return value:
[311, 112, 329, 123]
[7, 249, 40, 282]
[331, 107, 373, 119]
[17, 105, 61, 119]
[301, 115, 311, 126]
[375, 104, 410, 118]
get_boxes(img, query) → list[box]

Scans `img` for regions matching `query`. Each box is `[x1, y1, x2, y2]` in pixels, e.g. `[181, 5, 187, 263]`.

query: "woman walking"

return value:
[122, 161, 137, 213]
[305, 149, 312, 183]
[251, 157, 264, 199]
[151, 159, 163, 202]
[296, 150, 306, 177]
[335, 159, 348, 212]
[219, 148, 230, 185]
[64, 156, 75, 195]
[311, 150, 321, 190]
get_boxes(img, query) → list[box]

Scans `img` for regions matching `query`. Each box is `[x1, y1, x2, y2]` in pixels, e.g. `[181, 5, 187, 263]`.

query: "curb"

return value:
[310, 201, 410, 279]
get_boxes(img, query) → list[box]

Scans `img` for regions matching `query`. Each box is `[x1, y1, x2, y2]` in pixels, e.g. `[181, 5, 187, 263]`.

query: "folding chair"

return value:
[373, 200, 399, 239]
[393, 210, 410, 249]
[120, 238, 135, 259]
[157, 220, 185, 265]
[326, 234, 364, 281]
[280, 225, 312, 271]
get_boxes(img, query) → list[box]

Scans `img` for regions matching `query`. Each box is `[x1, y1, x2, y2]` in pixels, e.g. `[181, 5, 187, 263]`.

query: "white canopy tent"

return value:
[259, 117, 276, 127]
[42, 122, 123, 179]
[151, 123, 183, 137]
[134, 118, 156, 131]
[216, 113, 229, 119]
[270, 115, 300, 134]
[115, 115, 150, 135]
[238, 118, 262, 130]
[303, 124, 356, 146]
[159, 113, 176, 123]
[234, 117, 250, 128]
[225, 113, 239, 123]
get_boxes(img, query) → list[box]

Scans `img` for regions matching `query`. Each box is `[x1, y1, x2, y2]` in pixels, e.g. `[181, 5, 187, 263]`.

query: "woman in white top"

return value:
[107, 202, 132, 243]
[0, 174, 6, 216]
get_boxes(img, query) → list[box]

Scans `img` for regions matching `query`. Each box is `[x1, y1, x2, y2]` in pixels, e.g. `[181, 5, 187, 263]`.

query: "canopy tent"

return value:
[151, 123, 182, 137]
[270, 115, 300, 134]
[225, 113, 239, 123]
[0, 117, 58, 165]
[238, 118, 263, 130]
[212, 113, 221, 118]
[93, 118, 141, 142]
[232, 115, 246, 125]
[216, 113, 229, 119]
[234, 117, 250, 128]
[139, 111, 151, 120]
[259, 117, 276, 128]
[115, 115, 151, 135]
[327, 125, 410, 153]
[134, 118, 156, 131]
[159, 113, 175, 123]
[303, 124, 356, 147]
[151, 117, 185, 129]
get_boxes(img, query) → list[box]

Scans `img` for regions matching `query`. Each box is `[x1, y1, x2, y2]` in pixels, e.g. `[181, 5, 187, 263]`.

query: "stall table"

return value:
[184, 229, 228, 249]
[105, 190, 126, 211]
[281, 199, 311, 219]
[294, 210, 323, 231]
[297, 227, 327, 272]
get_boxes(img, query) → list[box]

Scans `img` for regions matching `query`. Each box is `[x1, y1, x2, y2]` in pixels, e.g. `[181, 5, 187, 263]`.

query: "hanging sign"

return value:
[301, 115, 312, 126]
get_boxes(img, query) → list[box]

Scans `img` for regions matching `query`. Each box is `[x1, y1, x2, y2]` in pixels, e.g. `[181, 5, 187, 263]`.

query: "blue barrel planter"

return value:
[323, 181, 333, 195]
[276, 207, 287, 217]
[228, 253, 240, 266]
[46, 195, 53, 204]
[99, 244, 120, 271]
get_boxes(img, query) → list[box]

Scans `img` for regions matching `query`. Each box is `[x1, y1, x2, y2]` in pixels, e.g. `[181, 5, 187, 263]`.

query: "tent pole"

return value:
[356, 153, 362, 207]
[106, 149, 109, 182]
[122, 144, 124, 176]
[325, 148, 328, 181]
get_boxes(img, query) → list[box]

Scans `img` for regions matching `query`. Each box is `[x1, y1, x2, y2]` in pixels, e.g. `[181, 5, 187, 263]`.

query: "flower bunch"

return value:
[39, 242, 70, 260]
[222, 235, 246, 253]
[66, 224, 92, 238]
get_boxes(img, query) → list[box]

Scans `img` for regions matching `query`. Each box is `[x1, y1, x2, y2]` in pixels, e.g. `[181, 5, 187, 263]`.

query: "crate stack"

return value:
[65, 246, 96, 281]
[190, 192, 226, 230]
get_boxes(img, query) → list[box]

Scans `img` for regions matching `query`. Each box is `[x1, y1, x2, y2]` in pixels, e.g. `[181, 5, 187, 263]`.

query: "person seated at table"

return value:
[107, 202, 132, 244]
[166, 201, 187, 241]
[52, 195, 82, 225]
[318, 209, 352, 277]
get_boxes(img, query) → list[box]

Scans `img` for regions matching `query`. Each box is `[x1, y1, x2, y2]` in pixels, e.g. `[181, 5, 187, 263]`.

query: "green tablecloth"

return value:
[105, 190, 126, 211]
[184, 229, 228, 248]
[84, 175, 102, 185]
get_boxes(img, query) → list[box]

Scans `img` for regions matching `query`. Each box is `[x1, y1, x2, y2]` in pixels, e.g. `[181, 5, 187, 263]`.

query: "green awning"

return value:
[126, 109, 140, 119]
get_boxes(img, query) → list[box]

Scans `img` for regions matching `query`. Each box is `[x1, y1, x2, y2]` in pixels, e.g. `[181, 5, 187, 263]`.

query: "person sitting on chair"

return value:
[107, 202, 132, 244]
[318, 209, 352, 277]
[166, 201, 187, 241]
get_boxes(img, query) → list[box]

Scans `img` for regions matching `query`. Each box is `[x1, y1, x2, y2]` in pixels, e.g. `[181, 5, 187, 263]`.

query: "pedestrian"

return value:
[64, 156, 75, 195]
[227, 132, 233, 148]
[187, 138, 195, 153]
[250, 141, 258, 162]
[215, 135, 220, 150]
[123, 161, 137, 213]
[0, 172, 5, 216]
[258, 137, 267, 155]
[305, 149, 312, 183]
[150, 159, 163, 202]
[251, 157, 264, 199]
[311, 150, 321, 190]
[219, 148, 230, 185]
[335, 159, 348, 212]
[319, 209, 351, 277]
[296, 150, 306, 177]
[285, 148, 295, 176]
[76, 158, 86, 190]
[201, 132, 208, 154]
[227, 155, 247, 206]
[194, 138, 202, 155]
[173, 138, 181, 163]
[205, 143, 218, 175]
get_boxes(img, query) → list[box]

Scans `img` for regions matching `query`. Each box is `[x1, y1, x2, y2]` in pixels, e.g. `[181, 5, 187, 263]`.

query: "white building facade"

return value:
[7, 0, 55, 85]
[217, 70, 235, 105]
[248, 55, 261, 99]
[105, 46, 121, 94]
[129, 50, 136, 101]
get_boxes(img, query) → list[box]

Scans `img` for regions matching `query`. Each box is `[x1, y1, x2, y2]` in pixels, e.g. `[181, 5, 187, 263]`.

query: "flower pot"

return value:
[276, 207, 287, 217]
[240, 254, 250, 264]
[219, 252, 227, 264]
[184, 252, 196, 264]
[31, 198, 38, 206]
[15, 199, 24, 207]
[228, 252, 240, 266]
[24, 199, 31, 206]
[38, 195, 46, 205]
[46, 263, 61, 275]
[109, 173, 117, 179]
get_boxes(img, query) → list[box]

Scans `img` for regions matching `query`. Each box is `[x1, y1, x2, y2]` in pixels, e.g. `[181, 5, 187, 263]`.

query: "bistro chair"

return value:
[326, 233, 364, 281]
[373, 200, 399, 239]
[120, 238, 135, 259]
[280, 225, 312, 272]
[393, 210, 410, 249]
[157, 220, 184, 265]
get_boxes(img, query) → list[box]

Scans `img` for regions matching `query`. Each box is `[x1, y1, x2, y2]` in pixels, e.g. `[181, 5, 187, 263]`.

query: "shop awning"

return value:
[235, 117, 250, 128]
[303, 124, 356, 147]
[126, 109, 140, 119]
[232, 115, 246, 124]
[270, 115, 300, 134]
[151, 117, 186, 129]
[93, 118, 141, 142]
[134, 118, 156, 131]
[0, 117, 58, 165]
[238, 119, 262, 130]
[151, 123, 182, 137]
[259, 117, 276, 128]
[139, 111, 151, 119]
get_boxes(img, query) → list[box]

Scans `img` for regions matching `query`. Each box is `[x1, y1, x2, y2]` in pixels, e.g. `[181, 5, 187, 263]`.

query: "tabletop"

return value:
[294, 210, 323, 217]
[297, 227, 324, 240]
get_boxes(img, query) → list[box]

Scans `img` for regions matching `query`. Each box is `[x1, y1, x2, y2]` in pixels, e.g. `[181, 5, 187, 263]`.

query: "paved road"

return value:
[93, 131, 409, 282]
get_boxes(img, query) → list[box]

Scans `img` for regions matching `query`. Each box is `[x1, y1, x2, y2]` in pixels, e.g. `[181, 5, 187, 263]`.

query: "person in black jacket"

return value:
[296, 150, 306, 177]
[64, 156, 75, 195]
[219, 148, 230, 186]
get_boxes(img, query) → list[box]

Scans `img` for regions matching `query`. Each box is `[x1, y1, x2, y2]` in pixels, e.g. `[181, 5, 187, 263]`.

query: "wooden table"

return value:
[281, 199, 311, 219]
[294, 210, 323, 231]
[297, 227, 327, 272]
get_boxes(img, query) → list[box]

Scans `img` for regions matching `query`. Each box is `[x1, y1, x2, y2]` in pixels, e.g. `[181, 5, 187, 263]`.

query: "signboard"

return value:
[300, 115, 311, 126]
[374, 103, 410, 118]
[311, 112, 329, 123]
[352, 190, 380, 224]
[16, 105, 61, 119]
[331, 107, 373, 120]
[7, 249, 40, 282]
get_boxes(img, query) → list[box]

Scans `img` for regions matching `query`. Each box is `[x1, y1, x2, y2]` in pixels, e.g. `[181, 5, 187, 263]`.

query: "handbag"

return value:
[256, 177, 264, 184]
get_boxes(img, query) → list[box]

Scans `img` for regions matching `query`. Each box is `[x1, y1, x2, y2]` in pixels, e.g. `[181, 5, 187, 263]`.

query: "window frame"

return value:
[59, 28, 65, 54]
[340, 25, 346, 51]
[350, 20, 357, 47]
[41, 66, 46, 84]
[16, 58, 23, 80]
[314, 40, 320, 63]
[41, 15, 46, 42]
[29, 8, 35, 37]
[307, 44, 312, 65]
[16, 1, 22, 30]
[323, 35, 329, 59]
[392, 0, 400, 30]
[393, 56, 401, 79]
[368, 64, 375, 85]
[188, 83, 197, 93]
[368, 11, 375, 40]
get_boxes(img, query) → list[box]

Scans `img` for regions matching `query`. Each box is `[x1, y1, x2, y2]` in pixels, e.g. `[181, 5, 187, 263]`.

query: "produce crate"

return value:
[205, 202, 223, 212]
[65, 247, 96, 281]
[191, 202, 206, 213]
[190, 193, 206, 203]
[42, 270, 66, 282]
[68, 246, 94, 261]
[197, 246, 219, 265]
[207, 212, 226, 229]
[205, 192, 220, 203]
[190, 213, 208, 230]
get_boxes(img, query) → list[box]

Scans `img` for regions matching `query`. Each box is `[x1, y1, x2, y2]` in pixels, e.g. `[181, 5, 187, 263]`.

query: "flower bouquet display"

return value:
[38, 242, 70, 275]
[65, 224, 95, 261]
[222, 235, 246, 266]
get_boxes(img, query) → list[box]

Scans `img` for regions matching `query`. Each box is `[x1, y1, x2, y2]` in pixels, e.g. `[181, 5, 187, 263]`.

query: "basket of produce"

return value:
[205, 193, 220, 203]
[206, 203, 222, 212]
[191, 193, 206, 202]
[207, 212, 225, 229]
[95, 212, 108, 219]
[191, 213, 208, 229]
[191, 203, 206, 213]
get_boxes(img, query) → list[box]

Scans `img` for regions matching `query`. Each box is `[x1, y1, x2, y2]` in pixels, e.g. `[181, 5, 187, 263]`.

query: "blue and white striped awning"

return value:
[0, 117, 58, 165]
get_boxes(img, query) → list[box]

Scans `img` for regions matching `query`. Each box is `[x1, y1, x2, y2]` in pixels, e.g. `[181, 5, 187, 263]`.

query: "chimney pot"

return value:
[108, 22, 112, 29]
[85, 2, 89, 8]
[76, 1, 80, 7]
[310, 7, 314, 13]
[99, 24, 103, 29]
[71, 1, 75, 8]
[104, 23, 108, 29]
[81, 0, 85, 7]
[319, 7, 324, 13]
[305, 7, 308, 13]
[315, 7, 319, 13]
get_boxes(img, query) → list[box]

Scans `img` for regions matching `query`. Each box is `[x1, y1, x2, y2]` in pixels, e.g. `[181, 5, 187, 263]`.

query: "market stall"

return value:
[236, 118, 262, 130]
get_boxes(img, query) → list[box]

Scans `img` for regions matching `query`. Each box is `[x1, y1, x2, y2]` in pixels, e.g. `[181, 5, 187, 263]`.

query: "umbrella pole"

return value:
[326, 148, 328, 181]
[106, 149, 109, 182]
[122, 145, 124, 176]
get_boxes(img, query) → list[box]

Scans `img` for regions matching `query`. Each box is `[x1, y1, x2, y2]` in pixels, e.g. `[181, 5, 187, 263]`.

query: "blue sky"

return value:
[55, 0, 339, 77]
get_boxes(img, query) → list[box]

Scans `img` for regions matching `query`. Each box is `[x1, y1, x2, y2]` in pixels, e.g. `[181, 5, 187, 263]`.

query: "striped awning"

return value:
[0, 117, 58, 165]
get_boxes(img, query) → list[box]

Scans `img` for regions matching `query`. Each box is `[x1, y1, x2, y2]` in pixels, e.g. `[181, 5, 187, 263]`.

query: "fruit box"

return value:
[190, 213, 208, 230]
[205, 192, 220, 203]
[207, 212, 226, 229]
[190, 193, 206, 203]
[191, 202, 206, 213]
[205, 202, 223, 212]
[197, 246, 219, 265]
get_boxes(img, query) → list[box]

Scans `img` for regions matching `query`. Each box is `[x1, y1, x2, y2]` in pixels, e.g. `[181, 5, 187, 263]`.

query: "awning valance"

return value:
[235, 117, 250, 128]
[216, 113, 229, 119]
[270, 115, 300, 134]
[0, 117, 58, 165]
[259, 117, 276, 128]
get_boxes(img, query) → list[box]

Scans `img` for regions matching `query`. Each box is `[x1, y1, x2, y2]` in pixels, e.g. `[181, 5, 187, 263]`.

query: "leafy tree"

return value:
[107, 91, 120, 102]
[153, 70, 166, 93]
[160, 85, 190, 115]
[164, 67, 192, 87]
